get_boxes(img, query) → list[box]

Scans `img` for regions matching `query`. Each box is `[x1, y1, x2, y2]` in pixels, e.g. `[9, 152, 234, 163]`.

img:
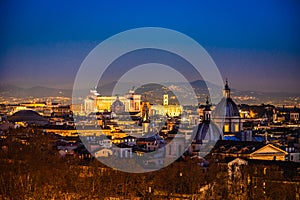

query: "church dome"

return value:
[8, 110, 48, 124]
[111, 98, 124, 107]
[194, 97, 222, 143]
[214, 97, 240, 118]
[111, 96, 125, 114]
[194, 121, 222, 143]
[213, 79, 240, 118]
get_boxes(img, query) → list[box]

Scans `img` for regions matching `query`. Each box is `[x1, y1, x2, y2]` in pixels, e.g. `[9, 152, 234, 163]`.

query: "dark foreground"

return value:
[0, 128, 299, 200]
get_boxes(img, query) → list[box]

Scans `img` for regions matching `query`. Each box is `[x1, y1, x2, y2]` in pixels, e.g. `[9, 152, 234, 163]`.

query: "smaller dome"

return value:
[194, 121, 222, 143]
[111, 98, 124, 107]
[194, 97, 222, 143]
[111, 96, 125, 114]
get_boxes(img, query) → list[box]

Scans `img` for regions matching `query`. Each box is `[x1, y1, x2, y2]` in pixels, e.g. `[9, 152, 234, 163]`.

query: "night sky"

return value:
[0, 0, 299, 92]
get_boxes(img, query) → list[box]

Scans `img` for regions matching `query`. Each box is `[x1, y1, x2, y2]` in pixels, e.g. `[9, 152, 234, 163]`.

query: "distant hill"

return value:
[0, 81, 299, 105]
[0, 84, 71, 98]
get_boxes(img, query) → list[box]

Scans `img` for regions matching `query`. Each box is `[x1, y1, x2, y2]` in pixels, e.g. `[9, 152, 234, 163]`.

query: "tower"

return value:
[163, 94, 168, 106]
[224, 78, 230, 99]
[141, 100, 150, 133]
[129, 87, 135, 111]
[142, 103, 149, 122]
[203, 96, 212, 122]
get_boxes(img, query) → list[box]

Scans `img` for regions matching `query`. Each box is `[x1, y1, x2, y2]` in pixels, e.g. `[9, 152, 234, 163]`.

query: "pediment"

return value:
[251, 144, 287, 155]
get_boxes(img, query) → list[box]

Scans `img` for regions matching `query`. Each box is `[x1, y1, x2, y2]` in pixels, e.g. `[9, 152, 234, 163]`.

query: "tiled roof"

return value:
[211, 140, 266, 154]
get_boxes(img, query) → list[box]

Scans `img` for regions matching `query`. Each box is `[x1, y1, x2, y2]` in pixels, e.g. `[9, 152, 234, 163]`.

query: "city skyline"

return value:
[0, 1, 300, 93]
[1, 2, 300, 199]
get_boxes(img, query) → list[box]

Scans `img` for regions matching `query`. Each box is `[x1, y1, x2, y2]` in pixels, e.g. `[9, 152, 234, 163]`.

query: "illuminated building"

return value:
[124, 87, 141, 112]
[274, 105, 300, 123]
[95, 88, 141, 112]
[96, 96, 120, 112]
[163, 94, 168, 106]
[110, 96, 125, 114]
[151, 94, 183, 117]
[84, 97, 96, 114]
[211, 140, 288, 161]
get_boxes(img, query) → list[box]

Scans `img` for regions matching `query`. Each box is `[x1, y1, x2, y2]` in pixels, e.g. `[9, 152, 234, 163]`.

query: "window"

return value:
[224, 125, 229, 132]
[263, 167, 267, 175]
[235, 124, 239, 132]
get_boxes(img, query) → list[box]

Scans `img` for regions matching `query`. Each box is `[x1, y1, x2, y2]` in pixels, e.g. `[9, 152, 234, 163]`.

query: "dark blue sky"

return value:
[0, 0, 299, 92]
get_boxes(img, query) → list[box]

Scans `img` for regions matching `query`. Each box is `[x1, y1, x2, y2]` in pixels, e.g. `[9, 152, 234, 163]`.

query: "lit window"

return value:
[235, 124, 239, 132]
[224, 125, 229, 132]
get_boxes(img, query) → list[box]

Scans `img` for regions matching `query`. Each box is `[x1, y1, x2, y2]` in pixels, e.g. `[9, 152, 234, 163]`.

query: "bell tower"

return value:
[163, 94, 168, 106]
[224, 78, 231, 99]
[203, 96, 212, 122]
[141, 99, 150, 133]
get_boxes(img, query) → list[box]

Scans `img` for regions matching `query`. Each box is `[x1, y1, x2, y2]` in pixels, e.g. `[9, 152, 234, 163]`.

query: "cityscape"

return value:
[0, 80, 299, 199]
[1, 1, 300, 200]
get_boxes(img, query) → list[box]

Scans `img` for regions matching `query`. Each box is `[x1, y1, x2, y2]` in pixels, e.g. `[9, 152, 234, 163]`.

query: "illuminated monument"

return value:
[91, 88, 141, 112]
[151, 94, 182, 117]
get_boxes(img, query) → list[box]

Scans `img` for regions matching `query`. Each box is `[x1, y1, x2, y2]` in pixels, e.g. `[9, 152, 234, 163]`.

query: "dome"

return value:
[213, 79, 240, 118]
[8, 110, 48, 124]
[214, 97, 240, 118]
[194, 97, 222, 143]
[110, 96, 125, 114]
[111, 99, 124, 107]
[194, 121, 222, 143]
[111, 98, 124, 107]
